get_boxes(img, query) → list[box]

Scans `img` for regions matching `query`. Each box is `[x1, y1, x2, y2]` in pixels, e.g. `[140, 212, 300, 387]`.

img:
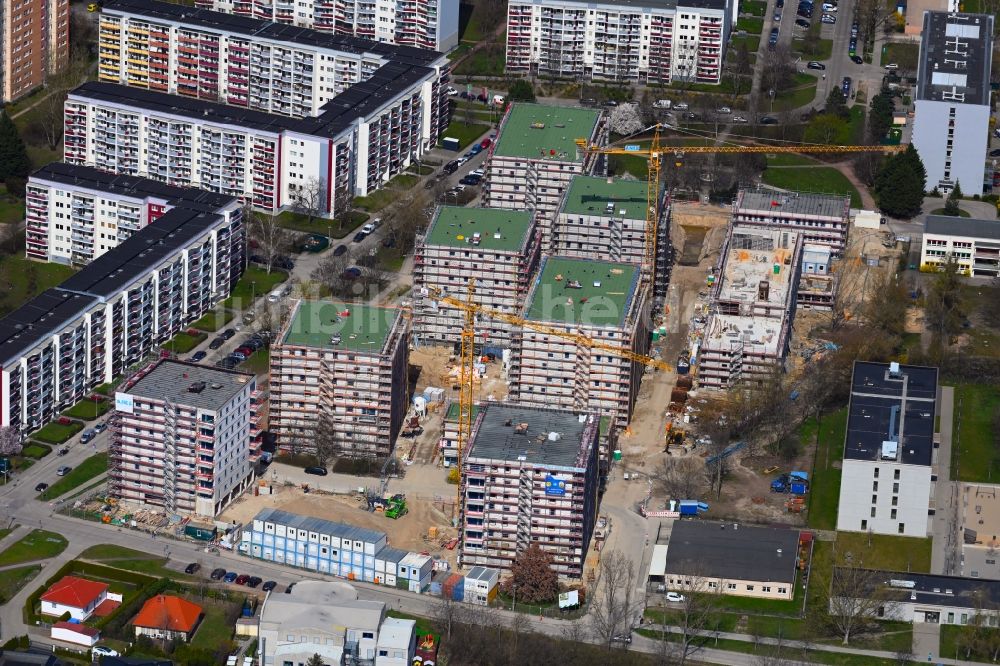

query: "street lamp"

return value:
[769, 88, 775, 114]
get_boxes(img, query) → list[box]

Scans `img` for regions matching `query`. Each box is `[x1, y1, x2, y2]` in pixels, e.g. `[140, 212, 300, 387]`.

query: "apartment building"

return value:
[269, 300, 409, 458]
[25, 163, 239, 266]
[439, 401, 480, 467]
[483, 103, 607, 231]
[921, 215, 1000, 277]
[460, 403, 600, 577]
[509, 256, 649, 427]
[732, 189, 851, 255]
[554, 176, 650, 264]
[506, 0, 734, 84]
[0, 202, 243, 434]
[97, 0, 448, 118]
[698, 226, 803, 389]
[836, 361, 938, 538]
[193, 0, 460, 52]
[912, 12, 993, 194]
[413, 206, 541, 348]
[110, 360, 260, 517]
[0, 0, 69, 103]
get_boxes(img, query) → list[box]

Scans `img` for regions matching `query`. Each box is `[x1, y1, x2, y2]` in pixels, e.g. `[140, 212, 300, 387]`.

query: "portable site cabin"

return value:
[464, 566, 500, 606]
[398, 553, 434, 593]
[375, 547, 409, 587]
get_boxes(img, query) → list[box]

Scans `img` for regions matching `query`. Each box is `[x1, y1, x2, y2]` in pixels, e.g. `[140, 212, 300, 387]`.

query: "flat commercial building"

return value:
[506, 0, 734, 84]
[912, 12, 993, 193]
[958, 483, 1000, 580]
[460, 403, 600, 577]
[269, 300, 409, 458]
[25, 163, 240, 266]
[836, 361, 938, 538]
[0, 0, 69, 103]
[111, 360, 259, 517]
[193, 0, 459, 52]
[732, 189, 851, 255]
[0, 204, 243, 435]
[413, 207, 540, 348]
[698, 226, 802, 389]
[921, 214, 1000, 277]
[483, 104, 607, 225]
[509, 256, 649, 427]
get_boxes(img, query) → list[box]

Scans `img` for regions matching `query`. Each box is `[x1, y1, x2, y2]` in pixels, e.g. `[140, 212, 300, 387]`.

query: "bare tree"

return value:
[822, 565, 899, 644]
[433, 596, 460, 641]
[246, 204, 294, 274]
[31, 90, 67, 151]
[331, 184, 355, 228]
[589, 550, 640, 650]
[292, 177, 327, 224]
[0, 426, 22, 456]
[666, 576, 719, 666]
[313, 412, 341, 467]
[384, 191, 431, 257]
[653, 456, 707, 500]
[760, 45, 796, 100]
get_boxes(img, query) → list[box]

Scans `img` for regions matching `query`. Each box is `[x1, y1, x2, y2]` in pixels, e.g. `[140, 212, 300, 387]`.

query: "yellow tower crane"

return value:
[453, 278, 476, 522]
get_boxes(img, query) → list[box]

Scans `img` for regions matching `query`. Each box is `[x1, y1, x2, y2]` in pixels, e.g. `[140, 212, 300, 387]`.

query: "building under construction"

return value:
[698, 226, 803, 389]
[732, 189, 851, 255]
[413, 206, 541, 349]
[269, 300, 410, 458]
[508, 256, 649, 427]
[460, 402, 600, 578]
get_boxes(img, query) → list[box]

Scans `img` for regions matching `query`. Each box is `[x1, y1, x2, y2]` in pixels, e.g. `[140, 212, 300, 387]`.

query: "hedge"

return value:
[24, 559, 158, 626]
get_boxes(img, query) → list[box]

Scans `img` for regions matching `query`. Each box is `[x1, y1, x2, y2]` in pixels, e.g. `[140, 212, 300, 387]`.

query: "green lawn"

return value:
[609, 154, 649, 179]
[736, 16, 764, 34]
[767, 153, 823, 168]
[0, 256, 76, 318]
[39, 452, 108, 501]
[0, 565, 42, 604]
[275, 210, 368, 237]
[191, 309, 234, 332]
[21, 442, 52, 459]
[796, 39, 833, 61]
[833, 532, 932, 572]
[881, 42, 919, 67]
[803, 407, 848, 530]
[32, 420, 83, 444]
[457, 1, 482, 42]
[238, 348, 270, 376]
[0, 527, 15, 541]
[730, 34, 761, 53]
[439, 120, 490, 150]
[190, 601, 235, 649]
[61, 398, 111, 421]
[0, 530, 68, 566]
[448, 43, 471, 61]
[940, 624, 1000, 661]
[774, 79, 818, 111]
[742, 0, 767, 16]
[160, 331, 208, 354]
[930, 207, 971, 218]
[453, 44, 506, 76]
[221, 266, 288, 311]
[79, 544, 187, 578]
[762, 166, 862, 208]
[0, 192, 24, 225]
[952, 384, 1000, 482]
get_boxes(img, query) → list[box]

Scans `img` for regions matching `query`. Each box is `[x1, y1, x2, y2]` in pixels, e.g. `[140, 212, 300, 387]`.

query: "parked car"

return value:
[821, 13, 835, 23]
[80, 429, 96, 444]
[190, 351, 208, 362]
[247, 576, 263, 588]
[443, 160, 459, 174]
[35, 482, 48, 492]
[459, 174, 482, 186]
[262, 581, 278, 592]
[273, 256, 295, 271]
[795, 18, 810, 28]
[480, 137, 492, 149]
[93, 647, 120, 658]
[330, 244, 348, 257]
[884, 63, 899, 70]
[760, 116, 779, 125]
[807, 61, 826, 70]
[603, 100, 618, 107]
[666, 592, 686, 602]
[57, 448, 69, 456]
[774, 10, 782, 20]
[716, 106, 731, 114]
[229, 351, 248, 362]
[223, 572, 239, 583]
[57, 466, 72, 476]
[579, 97, 597, 106]
[216, 358, 238, 369]
[361, 223, 376, 234]
[673, 102, 690, 111]
[235, 346, 254, 357]
[776, 0, 784, 6]
[445, 86, 459, 96]
[234, 574, 250, 585]
[94, 421, 107, 434]
[842, 76, 852, 96]
[821, 2, 837, 10]
[990, 149, 1000, 157]
[305, 466, 328, 476]
[611, 634, 632, 645]
[285, 583, 296, 593]
[469, 143, 483, 155]
[850, 54, 864, 64]
[211, 568, 227, 580]
[353, 231, 368, 243]
[732, 115, 748, 123]
[209, 337, 225, 350]
[185, 563, 201, 574]
[221, 328, 236, 340]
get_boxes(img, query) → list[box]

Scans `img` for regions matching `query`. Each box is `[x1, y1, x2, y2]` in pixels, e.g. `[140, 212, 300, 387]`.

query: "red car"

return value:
[480, 137, 492, 149]
[235, 346, 254, 357]
[234, 574, 250, 585]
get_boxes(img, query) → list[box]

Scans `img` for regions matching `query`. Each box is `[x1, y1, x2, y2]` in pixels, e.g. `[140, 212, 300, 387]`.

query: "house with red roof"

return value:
[50, 620, 100, 647]
[40, 576, 121, 621]
[132, 595, 203, 642]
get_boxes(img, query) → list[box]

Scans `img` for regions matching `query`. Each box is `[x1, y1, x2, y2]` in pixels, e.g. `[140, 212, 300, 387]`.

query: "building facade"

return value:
[732, 189, 851, 255]
[25, 163, 239, 266]
[920, 214, 1000, 277]
[460, 403, 600, 577]
[506, 0, 734, 84]
[269, 300, 409, 458]
[0, 203, 243, 435]
[509, 257, 649, 427]
[192, 0, 459, 52]
[912, 12, 993, 194]
[554, 176, 652, 263]
[0, 0, 69, 103]
[413, 206, 540, 348]
[836, 362, 938, 538]
[483, 103, 607, 225]
[110, 360, 260, 517]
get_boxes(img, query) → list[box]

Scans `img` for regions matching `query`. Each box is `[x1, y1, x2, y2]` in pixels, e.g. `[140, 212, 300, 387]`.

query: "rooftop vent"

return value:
[210, 383, 223, 389]
[889, 361, 901, 378]
[547, 431, 561, 441]
[188, 381, 206, 393]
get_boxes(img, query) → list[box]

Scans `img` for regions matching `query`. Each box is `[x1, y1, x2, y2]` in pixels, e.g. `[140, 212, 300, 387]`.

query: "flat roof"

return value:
[30, 163, 234, 212]
[527, 0, 728, 9]
[717, 227, 798, 306]
[561, 176, 649, 220]
[925, 214, 1000, 241]
[466, 403, 598, 471]
[254, 508, 386, 544]
[960, 483, 1000, 550]
[838, 567, 1000, 607]
[917, 12, 993, 106]
[737, 190, 850, 220]
[125, 360, 253, 411]
[425, 207, 533, 253]
[282, 300, 400, 353]
[664, 521, 800, 584]
[524, 256, 640, 328]
[701, 313, 787, 356]
[0, 290, 99, 367]
[445, 402, 481, 422]
[845, 361, 938, 466]
[493, 103, 600, 162]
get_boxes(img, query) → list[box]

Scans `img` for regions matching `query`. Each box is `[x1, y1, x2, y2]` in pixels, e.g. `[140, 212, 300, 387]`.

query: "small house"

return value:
[40, 576, 118, 621]
[398, 554, 433, 593]
[374, 547, 408, 587]
[132, 595, 204, 642]
[464, 566, 500, 606]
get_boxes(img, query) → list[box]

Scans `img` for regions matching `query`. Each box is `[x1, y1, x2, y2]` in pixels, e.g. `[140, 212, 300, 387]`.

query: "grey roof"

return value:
[917, 12, 993, 106]
[737, 190, 850, 219]
[523, 0, 728, 11]
[125, 360, 253, 411]
[925, 214, 1000, 241]
[664, 521, 800, 584]
[260, 581, 384, 632]
[0, 289, 100, 367]
[836, 568, 1000, 608]
[465, 403, 599, 471]
[845, 362, 938, 466]
[466, 566, 499, 583]
[375, 547, 409, 564]
[376, 618, 415, 649]
[253, 508, 387, 545]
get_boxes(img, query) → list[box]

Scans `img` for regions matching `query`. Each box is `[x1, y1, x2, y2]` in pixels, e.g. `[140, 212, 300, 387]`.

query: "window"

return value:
[362, 632, 374, 639]
[891, 509, 897, 519]
[727, 583, 737, 590]
[871, 507, 876, 517]
[762, 586, 771, 592]
[898, 523, 905, 534]
[873, 481, 878, 491]
[861, 519, 868, 530]
[746, 585, 755, 591]
[874, 468, 879, 478]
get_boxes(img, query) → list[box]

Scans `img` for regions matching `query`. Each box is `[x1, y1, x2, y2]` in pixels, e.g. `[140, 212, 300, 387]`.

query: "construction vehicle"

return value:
[771, 471, 810, 494]
[385, 494, 408, 519]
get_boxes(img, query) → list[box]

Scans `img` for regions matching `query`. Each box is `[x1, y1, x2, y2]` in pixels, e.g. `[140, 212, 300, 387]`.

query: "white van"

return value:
[653, 99, 672, 110]
[267, 287, 284, 303]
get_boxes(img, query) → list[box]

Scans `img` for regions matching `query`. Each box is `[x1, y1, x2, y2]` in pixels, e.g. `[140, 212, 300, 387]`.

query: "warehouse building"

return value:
[110, 360, 259, 516]
[0, 203, 243, 434]
[506, 0, 734, 85]
[25, 163, 241, 266]
[193, 0, 459, 52]
[836, 361, 938, 538]
[509, 257, 649, 427]
[269, 300, 410, 458]
[732, 190, 851, 255]
[483, 104, 607, 228]
[920, 215, 1000, 277]
[460, 403, 601, 577]
[698, 226, 803, 389]
[413, 206, 541, 348]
